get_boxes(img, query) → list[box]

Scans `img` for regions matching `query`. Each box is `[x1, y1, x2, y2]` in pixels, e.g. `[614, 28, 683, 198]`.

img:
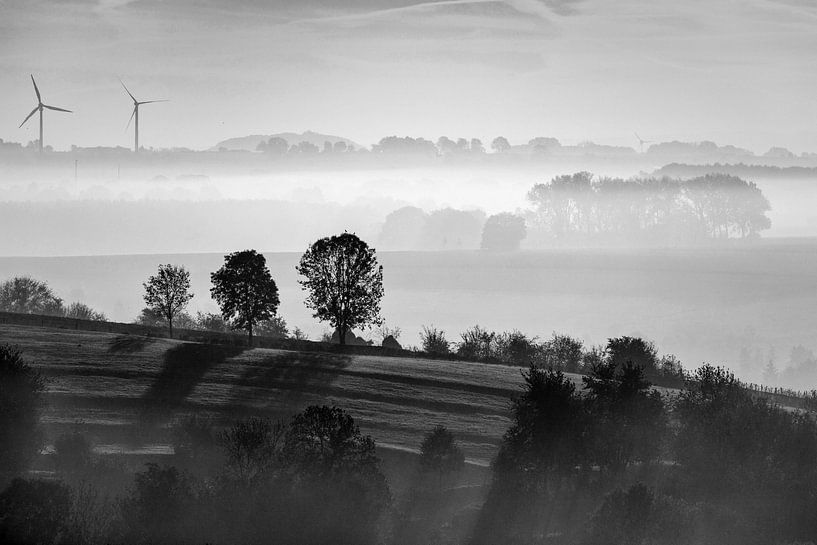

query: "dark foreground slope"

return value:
[0, 323, 547, 466]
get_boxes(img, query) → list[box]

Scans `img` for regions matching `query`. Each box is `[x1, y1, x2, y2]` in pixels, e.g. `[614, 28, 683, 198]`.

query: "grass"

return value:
[3, 322, 545, 467]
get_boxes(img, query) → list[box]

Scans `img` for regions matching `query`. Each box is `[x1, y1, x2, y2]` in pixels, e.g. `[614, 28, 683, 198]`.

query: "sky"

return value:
[1, 0, 816, 152]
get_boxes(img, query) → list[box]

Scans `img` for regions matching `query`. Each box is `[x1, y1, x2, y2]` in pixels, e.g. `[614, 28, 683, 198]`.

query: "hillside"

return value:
[2, 323, 537, 466]
[211, 131, 361, 152]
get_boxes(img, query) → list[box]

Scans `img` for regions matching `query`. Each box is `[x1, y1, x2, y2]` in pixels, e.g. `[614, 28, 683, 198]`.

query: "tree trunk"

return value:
[248, 323, 254, 347]
[168, 317, 173, 339]
[338, 324, 346, 346]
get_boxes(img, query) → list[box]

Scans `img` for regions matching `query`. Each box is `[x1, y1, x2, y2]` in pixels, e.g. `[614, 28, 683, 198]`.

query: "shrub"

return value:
[421, 326, 450, 355]
[219, 416, 284, 483]
[457, 325, 495, 361]
[63, 302, 106, 321]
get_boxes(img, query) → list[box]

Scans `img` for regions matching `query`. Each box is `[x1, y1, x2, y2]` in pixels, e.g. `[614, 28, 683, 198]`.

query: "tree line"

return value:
[526, 172, 771, 244]
[0, 232, 386, 347]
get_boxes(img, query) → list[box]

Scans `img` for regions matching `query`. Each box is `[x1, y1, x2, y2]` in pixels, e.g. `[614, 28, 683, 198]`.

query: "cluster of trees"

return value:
[0, 277, 107, 321]
[139, 233, 384, 345]
[475, 363, 817, 544]
[526, 172, 771, 244]
[378, 207, 527, 251]
[256, 137, 353, 155]
[421, 327, 685, 386]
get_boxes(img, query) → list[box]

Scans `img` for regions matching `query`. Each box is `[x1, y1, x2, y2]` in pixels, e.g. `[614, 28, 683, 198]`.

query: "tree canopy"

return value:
[297, 233, 384, 345]
[143, 264, 194, 338]
[211, 250, 280, 345]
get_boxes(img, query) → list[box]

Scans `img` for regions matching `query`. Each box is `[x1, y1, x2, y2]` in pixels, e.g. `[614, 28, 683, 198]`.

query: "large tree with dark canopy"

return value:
[211, 250, 280, 345]
[297, 233, 384, 345]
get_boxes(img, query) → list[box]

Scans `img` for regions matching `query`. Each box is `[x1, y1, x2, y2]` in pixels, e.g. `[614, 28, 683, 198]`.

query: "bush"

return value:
[457, 325, 495, 361]
[0, 478, 71, 545]
[255, 315, 289, 339]
[219, 416, 284, 483]
[63, 302, 106, 322]
[194, 311, 228, 332]
[420, 326, 450, 355]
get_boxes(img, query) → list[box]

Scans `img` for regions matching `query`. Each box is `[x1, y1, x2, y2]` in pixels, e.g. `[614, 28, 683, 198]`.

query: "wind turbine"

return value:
[19, 75, 72, 153]
[120, 79, 167, 153]
[634, 132, 653, 154]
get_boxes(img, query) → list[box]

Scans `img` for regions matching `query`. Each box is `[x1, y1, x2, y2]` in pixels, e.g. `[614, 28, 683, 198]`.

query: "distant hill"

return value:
[211, 131, 361, 152]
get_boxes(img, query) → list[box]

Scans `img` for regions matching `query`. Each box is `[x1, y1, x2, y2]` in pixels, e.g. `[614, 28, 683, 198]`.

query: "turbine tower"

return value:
[634, 132, 653, 154]
[19, 75, 72, 153]
[120, 79, 167, 153]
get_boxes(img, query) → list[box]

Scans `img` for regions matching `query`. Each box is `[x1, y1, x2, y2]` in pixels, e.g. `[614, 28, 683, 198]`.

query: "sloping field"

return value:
[0, 323, 551, 466]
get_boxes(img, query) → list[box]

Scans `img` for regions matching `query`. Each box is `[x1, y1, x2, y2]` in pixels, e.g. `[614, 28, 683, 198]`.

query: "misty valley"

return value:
[4, 0, 817, 541]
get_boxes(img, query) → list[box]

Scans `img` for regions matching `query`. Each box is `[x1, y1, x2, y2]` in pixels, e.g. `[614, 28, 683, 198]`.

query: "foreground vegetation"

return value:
[3, 320, 817, 544]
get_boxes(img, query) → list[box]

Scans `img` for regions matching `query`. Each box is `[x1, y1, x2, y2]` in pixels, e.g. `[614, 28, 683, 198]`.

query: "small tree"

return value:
[297, 233, 384, 346]
[419, 425, 465, 489]
[63, 302, 106, 322]
[421, 326, 450, 356]
[143, 264, 194, 339]
[211, 250, 280, 345]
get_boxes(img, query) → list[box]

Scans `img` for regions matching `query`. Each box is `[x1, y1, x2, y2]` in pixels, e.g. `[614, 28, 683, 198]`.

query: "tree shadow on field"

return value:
[226, 352, 352, 417]
[140, 343, 246, 424]
[108, 335, 157, 354]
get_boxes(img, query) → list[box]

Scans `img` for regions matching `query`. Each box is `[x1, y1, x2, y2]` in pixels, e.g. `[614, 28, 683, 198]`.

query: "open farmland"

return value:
[0, 323, 545, 467]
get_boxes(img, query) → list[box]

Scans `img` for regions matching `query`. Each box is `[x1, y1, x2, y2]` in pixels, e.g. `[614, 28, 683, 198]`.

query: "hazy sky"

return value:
[1, 0, 816, 152]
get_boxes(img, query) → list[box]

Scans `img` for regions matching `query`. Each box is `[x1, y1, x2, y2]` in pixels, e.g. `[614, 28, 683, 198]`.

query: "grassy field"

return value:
[1, 323, 545, 469]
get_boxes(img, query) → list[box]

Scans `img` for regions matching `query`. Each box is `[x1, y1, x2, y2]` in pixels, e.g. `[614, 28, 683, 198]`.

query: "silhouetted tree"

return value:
[142, 264, 193, 339]
[282, 405, 391, 545]
[420, 326, 450, 355]
[211, 250, 280, 345]
[480, 212, 526, 251]
[0, 344, 45, 478]
[475, 367, 587, 543]
[0, 276, 63, 315]
[583, 362, 666, 473]
[297, 233, 384, 346]
[419, 426, 465, 489]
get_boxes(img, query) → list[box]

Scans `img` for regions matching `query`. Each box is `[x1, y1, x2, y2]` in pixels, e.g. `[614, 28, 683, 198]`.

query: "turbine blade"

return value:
[43, 104, 72, 113]
[119, 78, 137, 103]
[138, 99, 168, 105]
[126, 106, 136, 130]
[31, 75, 41, 103]
[19, 106, 38, 128]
